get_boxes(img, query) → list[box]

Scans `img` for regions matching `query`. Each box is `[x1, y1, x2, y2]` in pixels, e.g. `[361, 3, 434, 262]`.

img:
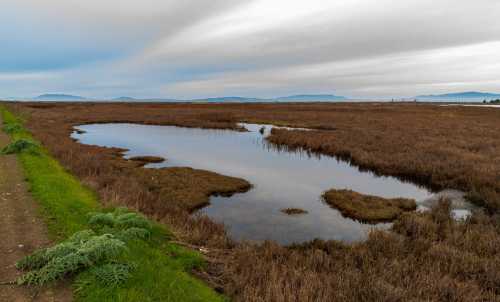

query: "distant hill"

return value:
[416, 91, 500, 101]
[113, 96, 137, 101]
[196, 97, 262, 103]
[23, 93, 348, 103]
[275, 94, 347, 101]
[35, 94, 86, 101]
[193, 94, 348, 103]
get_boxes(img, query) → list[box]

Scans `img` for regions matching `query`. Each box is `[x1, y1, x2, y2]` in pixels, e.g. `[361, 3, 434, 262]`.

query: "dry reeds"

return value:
[6, 101, 500, 301]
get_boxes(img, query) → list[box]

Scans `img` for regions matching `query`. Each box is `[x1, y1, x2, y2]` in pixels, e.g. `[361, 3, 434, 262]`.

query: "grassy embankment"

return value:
[0, 106, 224, 302]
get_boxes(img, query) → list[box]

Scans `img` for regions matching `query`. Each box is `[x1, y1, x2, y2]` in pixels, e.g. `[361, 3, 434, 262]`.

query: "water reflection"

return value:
[71, 123, 473, 244]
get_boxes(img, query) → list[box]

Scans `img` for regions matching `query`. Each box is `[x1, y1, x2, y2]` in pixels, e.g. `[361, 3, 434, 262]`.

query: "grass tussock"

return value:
[280, 208, 308, 215]
[323, 189, 416, 223]
[3, 102, 500, 301]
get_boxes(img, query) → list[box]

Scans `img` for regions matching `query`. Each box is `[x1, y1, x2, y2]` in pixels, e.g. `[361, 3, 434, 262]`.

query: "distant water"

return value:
[440, 104, 500, 108]
[72, 123, 475, 244]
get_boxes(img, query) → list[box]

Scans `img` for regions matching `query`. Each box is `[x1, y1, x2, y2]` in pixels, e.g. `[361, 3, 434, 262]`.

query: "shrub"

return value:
[16, 232, 127, 286]
[16, 209, 154, 287]
[1, 139, 39, 155]
[88, 208, 152, 236]
[89, 263, 136, 287]
[3, 123, 23, 134]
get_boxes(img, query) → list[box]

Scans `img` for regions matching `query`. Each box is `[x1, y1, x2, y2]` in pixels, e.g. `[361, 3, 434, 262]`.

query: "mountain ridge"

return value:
[35, 94, 87, 101]
[4, 93, 349, 102]
[416, 91, 500, 100]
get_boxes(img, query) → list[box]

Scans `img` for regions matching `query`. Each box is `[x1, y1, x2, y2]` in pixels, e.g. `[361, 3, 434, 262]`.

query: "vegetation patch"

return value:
[322, 189, 416, 223]
[281, 208, 308, 215]
[1, 138, 39, 155]
[3, 123, 23, 134]
[16, 209, 153, 287]
[142, 167, 252, 212]
[128, 156, 165, 166]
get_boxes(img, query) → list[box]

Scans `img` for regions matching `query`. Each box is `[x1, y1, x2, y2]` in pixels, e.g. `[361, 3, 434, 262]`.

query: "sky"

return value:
[1, 0, 500, 99]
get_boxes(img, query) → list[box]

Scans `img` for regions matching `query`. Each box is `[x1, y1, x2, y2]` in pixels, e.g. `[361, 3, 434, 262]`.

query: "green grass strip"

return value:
[1, 106, 224, 302]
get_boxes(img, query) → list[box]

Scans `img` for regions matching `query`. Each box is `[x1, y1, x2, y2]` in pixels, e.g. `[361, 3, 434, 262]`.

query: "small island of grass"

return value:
[129, 156, 165, 166]
[322, 189, 416, 223]
[281, 208, 308, 215]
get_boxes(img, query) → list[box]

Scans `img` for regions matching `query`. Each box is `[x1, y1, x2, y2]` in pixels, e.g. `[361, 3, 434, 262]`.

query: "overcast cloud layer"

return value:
[2, 0, 500, 99]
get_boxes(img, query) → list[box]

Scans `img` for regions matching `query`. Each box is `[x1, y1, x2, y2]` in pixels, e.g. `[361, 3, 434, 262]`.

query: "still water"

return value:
[72, 123, 474, 244]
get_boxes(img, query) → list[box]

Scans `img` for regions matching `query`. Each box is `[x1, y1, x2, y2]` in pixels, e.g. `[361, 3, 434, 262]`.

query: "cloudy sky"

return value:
[2, 0, 500, 99]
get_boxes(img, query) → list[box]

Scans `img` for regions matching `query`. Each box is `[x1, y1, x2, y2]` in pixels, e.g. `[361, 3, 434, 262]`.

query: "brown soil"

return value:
[323, 189, 416, 223]
[0, 121, 72, 301]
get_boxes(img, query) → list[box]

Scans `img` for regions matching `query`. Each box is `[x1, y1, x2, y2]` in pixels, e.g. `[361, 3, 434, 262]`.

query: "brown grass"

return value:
[128, 156, 165, 165]
[4, 101, 500, 301]
[280, 208, 308, 215]
[323, 189, 416, 223]
[224, 201, 500, 302]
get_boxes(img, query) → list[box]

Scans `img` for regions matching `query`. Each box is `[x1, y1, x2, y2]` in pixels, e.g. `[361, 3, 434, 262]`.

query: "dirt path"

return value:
[0, 123, 72, 301]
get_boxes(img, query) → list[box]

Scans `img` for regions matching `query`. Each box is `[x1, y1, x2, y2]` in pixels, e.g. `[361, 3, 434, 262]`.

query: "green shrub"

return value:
[90, 263, 136, 287]
[16, 209, 153, 287]
[1, 139, 39, 155]
[88, 213, 116, 228]
[3, 123, 22, 134]
[88, 208, 152, 235]
[16, 232, 127, 286]
[117, 227, 152, 241]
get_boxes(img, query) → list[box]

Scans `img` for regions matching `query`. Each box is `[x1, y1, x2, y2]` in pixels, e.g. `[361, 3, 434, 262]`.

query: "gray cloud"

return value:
[1, 0, 500, 98]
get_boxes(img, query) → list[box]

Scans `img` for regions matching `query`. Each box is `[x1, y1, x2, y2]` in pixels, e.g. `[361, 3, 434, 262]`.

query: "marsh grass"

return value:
[128, 156, 165, 166]
[5, 102, 500, 301]
[322, 189, 416, 223]
[280, 208, 308, 215]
